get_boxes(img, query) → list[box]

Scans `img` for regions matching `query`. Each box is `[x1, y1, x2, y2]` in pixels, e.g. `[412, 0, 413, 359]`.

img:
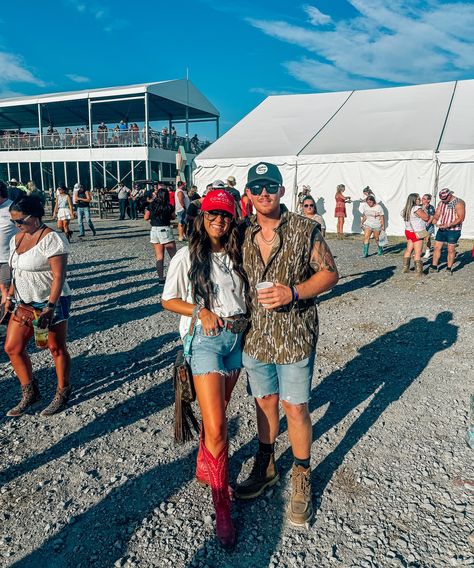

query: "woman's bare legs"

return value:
[4, 320, 34, 385]
[47, 321, 71, 389]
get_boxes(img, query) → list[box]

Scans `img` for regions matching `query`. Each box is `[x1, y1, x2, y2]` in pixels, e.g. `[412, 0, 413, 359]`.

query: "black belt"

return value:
[222, 316, 248, 334]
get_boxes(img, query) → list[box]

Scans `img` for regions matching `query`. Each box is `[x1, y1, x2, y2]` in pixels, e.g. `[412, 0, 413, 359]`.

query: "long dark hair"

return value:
[150, 188, 171, 215]
[188, 213, 248, 311]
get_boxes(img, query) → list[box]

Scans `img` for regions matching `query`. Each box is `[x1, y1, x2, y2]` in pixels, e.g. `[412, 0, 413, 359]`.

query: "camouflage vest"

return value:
[242, 206, 319, 364]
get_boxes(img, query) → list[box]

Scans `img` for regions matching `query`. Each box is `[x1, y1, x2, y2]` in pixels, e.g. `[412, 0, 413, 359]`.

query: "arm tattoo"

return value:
[309, 229, 337, 273]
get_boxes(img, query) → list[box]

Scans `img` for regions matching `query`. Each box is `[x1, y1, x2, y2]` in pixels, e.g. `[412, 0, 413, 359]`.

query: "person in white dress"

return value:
[360, 195, 385, 257]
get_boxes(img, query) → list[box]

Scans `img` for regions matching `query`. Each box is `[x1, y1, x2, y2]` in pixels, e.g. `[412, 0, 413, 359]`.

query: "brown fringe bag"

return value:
[173, 313, 200, 444]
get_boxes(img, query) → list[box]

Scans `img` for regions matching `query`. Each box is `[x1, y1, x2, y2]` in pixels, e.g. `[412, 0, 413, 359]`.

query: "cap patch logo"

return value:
[256, 164, 268, 175]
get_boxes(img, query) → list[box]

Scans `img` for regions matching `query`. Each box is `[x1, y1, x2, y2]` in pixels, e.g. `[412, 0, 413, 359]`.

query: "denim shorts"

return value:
[177, 210, 187, 225]
[243, 351, 316, 405]
[435, 229, 461, 244]
[150, 226, 175, 244]
[189, 325, 243, 376]
[30, 296, 72, 326]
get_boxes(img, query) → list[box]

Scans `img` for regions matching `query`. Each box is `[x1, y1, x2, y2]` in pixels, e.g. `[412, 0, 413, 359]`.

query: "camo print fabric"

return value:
[242, 206, 337, 364]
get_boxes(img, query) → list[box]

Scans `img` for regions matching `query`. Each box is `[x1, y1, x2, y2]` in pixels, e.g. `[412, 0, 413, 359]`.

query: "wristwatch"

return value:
[47, 302, 56, 309]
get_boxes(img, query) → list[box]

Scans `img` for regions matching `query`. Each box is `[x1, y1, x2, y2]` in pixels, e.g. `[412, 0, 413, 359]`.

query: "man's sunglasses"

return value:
[303, 204, 315, 208]
[10, 215, 31, 226]
[204, 210, 233, 221]
[248, 182, 280, 196]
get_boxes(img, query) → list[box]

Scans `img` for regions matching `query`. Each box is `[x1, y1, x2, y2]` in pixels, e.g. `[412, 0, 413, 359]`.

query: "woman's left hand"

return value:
[37, 307, 54, 329]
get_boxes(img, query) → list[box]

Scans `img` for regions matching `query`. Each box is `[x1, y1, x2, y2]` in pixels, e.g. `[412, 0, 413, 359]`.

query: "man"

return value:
[430, 188, 465, 275]
[115, 182, 131, 220]
[0, 181, 17, 305]
[175, 180, 190, 241]
[235, 162, 339, 526]
[6, 179, 23, 203]
[421, 194, 435, 259]
[225, 175, 242, 218]
[186, 183, 212, 236]
[74, 184, 97, 237]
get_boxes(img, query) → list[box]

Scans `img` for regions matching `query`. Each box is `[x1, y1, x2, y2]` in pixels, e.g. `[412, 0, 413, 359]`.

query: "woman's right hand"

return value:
[198, 308, 223, 336]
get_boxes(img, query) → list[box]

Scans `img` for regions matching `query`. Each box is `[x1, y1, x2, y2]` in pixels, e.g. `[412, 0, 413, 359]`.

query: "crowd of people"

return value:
[0, 124, 206, 153]
[0, 163, 468, 551]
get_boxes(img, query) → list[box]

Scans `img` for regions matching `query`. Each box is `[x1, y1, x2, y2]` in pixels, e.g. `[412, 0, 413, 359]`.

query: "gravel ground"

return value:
[0, 219, 473, 568]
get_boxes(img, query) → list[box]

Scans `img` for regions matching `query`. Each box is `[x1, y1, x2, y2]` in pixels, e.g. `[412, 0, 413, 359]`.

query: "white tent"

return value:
[194, 80, 473, 238]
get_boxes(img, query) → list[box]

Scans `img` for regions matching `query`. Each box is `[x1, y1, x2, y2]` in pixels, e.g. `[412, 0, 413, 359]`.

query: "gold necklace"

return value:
[258, 229, 277, 245]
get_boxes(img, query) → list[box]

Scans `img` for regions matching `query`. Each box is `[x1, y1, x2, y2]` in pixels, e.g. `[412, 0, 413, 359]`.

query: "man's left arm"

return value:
[259, 230, 339, 309]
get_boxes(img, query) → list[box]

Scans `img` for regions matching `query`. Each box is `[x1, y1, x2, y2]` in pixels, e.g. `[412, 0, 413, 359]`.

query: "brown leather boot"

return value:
[6, 380, 41, 417]
[234, 450, 279, 500]
[414, 259, 424, 277]
[402, 257, 411, 273]
[287, 464, 313, 526]
[202, 442, 236, 549]
[40, 386, 72, 416]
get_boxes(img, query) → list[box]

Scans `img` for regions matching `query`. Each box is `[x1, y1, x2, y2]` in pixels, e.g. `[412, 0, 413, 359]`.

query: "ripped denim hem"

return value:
[193, 368, 239, 378]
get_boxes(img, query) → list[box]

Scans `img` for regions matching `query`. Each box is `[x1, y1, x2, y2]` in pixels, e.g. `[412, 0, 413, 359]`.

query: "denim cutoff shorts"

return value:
[189, 325, 243, 376]
[243, 351, 316, 405]
[30, 296, 72, 326]
[435, 229, 461, 245]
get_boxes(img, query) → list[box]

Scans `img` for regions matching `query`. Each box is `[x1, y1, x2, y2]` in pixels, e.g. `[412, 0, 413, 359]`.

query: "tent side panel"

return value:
[296, 160, 437, 236]
[438, 162, 474, 239]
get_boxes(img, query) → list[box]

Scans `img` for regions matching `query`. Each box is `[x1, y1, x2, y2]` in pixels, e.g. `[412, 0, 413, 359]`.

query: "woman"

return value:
[401, 193, 430, 276]
[148, 188, 177, 283]
[335, 184, 351, 239]
[360, 195, 385, 257]
[302, 196, 326, 236]
[53, 185, 75, 242]
[162, 190, 248, 549]
[4, 196, 72, 417]
[421, 194, 435, 259]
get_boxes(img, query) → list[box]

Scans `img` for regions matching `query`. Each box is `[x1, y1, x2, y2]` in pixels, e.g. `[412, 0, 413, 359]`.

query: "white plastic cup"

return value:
[256, 281, 274, 308]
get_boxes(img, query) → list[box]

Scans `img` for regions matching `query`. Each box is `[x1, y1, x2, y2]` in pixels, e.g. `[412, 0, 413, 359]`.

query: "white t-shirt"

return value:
[405, 206, 426, 232]
[0, 199, 17, 263]
[9, 231, 71, 303]
[360, 203, 384, 228]
[175, 188, 190, 213]
[162, 246, 246, 339]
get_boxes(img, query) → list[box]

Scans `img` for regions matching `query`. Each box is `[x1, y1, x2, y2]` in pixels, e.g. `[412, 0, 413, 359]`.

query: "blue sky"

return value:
[0, 0, 473, 137]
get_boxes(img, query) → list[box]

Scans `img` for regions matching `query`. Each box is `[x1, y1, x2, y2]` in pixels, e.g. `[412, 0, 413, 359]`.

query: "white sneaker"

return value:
[423, 250, 431, 259]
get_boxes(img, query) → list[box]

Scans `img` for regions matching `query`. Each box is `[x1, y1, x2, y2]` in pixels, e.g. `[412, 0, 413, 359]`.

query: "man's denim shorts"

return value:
[435, 229, 461, 245]
[189, 325, 243, 376]
[243, 351, 316, 405]
[177, 210, 187, 225]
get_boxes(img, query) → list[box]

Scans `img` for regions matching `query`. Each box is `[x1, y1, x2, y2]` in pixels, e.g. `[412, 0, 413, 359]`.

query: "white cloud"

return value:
[303, 5, 332, 26]
[250, 87, 299, 96]
[0, 52, 45, 92]
[247, 1, 474, 90]
[66, 73, 91, 83]
[67, 0, 128, 32]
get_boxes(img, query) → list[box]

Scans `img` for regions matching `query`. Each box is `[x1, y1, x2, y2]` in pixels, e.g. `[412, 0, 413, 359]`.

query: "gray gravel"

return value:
[0, 219, 473, 568]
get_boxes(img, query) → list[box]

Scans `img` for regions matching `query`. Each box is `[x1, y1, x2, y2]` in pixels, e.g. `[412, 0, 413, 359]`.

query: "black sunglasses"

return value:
[204, 210, 233, 221]
[303, 203, 315, 208]
[248, 182, 280, 196]
[10, 215, 31, 225]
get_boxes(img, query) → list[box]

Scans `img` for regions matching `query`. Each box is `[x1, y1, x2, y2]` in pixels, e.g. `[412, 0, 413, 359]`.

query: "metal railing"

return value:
[0, 129, 211, 154]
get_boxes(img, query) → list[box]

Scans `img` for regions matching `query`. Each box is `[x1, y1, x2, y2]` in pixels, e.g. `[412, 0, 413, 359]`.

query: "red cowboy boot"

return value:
[202, 442, 236, 549]
[196, 427, 210, 486]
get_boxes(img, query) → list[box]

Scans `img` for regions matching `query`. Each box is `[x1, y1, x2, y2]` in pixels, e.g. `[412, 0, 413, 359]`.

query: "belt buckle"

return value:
[228, 317, 247, 334]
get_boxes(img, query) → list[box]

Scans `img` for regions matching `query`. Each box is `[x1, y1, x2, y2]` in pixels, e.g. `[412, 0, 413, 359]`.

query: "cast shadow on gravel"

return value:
[0, 335, 180, 487]
[9, 416, 238, 568]
[69, 268, 155, 291]
[72, 278, 161, 309]
[67, 302, 163, 342]
[95, 230, 150, 241]
[187, 311, 458, 568]
[320, 265, 396, 301]
[67, 257, 136, 272]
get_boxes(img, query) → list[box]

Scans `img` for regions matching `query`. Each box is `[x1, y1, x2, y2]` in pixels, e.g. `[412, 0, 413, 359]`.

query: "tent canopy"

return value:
[194, 79, 474, 238]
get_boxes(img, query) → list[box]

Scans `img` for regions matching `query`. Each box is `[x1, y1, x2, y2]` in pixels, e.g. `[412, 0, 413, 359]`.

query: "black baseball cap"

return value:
[247, 162, 283, 186]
